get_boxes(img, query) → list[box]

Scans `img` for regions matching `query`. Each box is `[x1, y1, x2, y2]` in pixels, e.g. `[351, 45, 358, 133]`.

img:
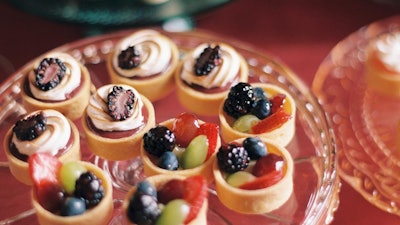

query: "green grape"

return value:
[232, 114, 260, 133]
[181, 135, 208, 169]
[226, 171, 256, 188]
[59, 161, 87, 194]
[155, 199, 190, 225]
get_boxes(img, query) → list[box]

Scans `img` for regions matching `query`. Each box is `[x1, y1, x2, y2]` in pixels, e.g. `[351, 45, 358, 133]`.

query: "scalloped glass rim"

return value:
[0, 28, 339, 224]
[312, 15, 400, 216]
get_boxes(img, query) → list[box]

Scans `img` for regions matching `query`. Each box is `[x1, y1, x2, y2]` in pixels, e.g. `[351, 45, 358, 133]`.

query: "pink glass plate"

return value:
[0, 28, 339, 225]
[312, 15, 400, 216]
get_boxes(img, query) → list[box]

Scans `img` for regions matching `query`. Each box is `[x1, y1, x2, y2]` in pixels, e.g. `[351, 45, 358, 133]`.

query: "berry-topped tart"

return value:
[175, 43, 249, 115]
[82, 84, 155, 161]
[106, 29, 180, 102]
[123, 174, 208, 225]
[20, 52, 92, 121]
[219, 82, 296, 146]
[213, 137, 294, 214]
[141, 112, 220, 183]
[365, 31, 400, 96]
[29, 153, 113, 225]
[4, 109, 81, 185]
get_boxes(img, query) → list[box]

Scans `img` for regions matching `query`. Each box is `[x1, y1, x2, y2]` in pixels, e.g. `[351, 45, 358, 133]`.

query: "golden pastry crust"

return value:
[219, 83, 296, 146]
[32, 162, 113, 225]
[213, 138, 294, 214]
[82, 94, 155, 161]
[107, 31, 180, 102]
[175, 43, 249, 116]
[141, 118, 221, 184]
[20, 59, 91, 121]
[4, 119, 81, 185]
[123, 174, 208, 225]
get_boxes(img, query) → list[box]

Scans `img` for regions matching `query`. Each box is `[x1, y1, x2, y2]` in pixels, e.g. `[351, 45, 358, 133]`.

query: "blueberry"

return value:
[158, 151, 179, 171]
[60, 197, 86, 216]
[253, 87, 267, 100]
[243, 137, 268, 160]
[251, 98, 271, 119]
[136, 180, 157, 198]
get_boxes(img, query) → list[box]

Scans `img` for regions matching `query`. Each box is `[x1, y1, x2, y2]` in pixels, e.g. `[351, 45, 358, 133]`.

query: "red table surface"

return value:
[1, 0, 400, 224]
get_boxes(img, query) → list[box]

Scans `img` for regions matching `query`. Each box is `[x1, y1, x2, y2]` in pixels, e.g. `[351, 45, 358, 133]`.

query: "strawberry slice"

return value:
[183, 175, 208, 224]
[270, 94, 286, 114]
[196, 122, 219, 160]
[239, 170, 283, 190]
[250, 109, 291, 134]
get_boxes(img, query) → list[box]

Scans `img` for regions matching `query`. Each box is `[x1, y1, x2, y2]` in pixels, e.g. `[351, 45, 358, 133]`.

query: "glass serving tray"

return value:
[0, 28, 339, 225]
[312, 15, 400, 216]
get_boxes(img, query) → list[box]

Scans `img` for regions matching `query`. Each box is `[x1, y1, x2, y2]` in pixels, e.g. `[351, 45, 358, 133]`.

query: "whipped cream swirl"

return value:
[180, 43, 241, 89]
[112, 29, 172, 78]
[12, 109, 71, 156]
[373, 32, 400, 72]
[28, 52, 81, 101]
[87, 84, 144, 131]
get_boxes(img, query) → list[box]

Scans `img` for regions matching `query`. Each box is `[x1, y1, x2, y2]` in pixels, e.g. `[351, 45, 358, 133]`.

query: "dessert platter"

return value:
[0, 28, 339, 224]
[312, 15, 400, 216]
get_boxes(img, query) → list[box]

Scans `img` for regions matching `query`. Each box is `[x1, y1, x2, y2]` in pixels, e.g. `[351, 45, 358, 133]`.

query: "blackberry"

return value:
[194, 45, 222, 76]
[118, 46, 141, 69]
[13, 112, 46, 141]
[127, 193, 161, 225]
[217, 143, 250, 173]
[35, 57, 66, 91]
[107, 85, 136, 121]
[74, 171, 104, 209]
[223, 82, 255, 119]
[143, 125, 176, 157]
[243, 137, 268, 160]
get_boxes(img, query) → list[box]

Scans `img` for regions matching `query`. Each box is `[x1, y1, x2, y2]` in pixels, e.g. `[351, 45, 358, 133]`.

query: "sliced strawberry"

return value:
[183, 175, 208, 224]
[270, 94, 286, 114]
[252, 153, 284, 177]
[157, 179, 185, 204]
[239, 170, 283, 190]
[196, 122, 219, 160]
[250, 109, 291, 134]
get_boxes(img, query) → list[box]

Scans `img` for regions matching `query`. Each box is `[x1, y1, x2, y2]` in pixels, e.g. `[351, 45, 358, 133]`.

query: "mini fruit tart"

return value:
[219, 82, 296, 146]
[107, 29, 179, 102]
[82, 84, 155, 161]
[141, 112, 221, 183]
[365, 31, 400, 96]
[4, 109, 81, 185]
[213, 137, 294, 214]
[20, 52, 92, 121]
[175, 43, 249, 116]
[29, 153, 113, 225]
[123, 174, 208, 225]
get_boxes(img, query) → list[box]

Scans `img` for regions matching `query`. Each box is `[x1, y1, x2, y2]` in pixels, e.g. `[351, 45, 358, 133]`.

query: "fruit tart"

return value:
[20, 52, 92, 121]
[365, 31, 400, 96]
[123, 174, 208, 225]
[106, 29, 179, 102]
[82, 84, 155, 161]
[141, 112, 220, 183]
[4, 109, 81, 185]
[213, 137, 294, 214]
[175, 42, 249, 115]
[219, 82, 296, 146]
[29, 153, 113, 225]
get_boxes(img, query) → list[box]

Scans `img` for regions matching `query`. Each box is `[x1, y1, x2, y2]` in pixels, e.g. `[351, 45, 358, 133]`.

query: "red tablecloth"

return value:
[1, 0, 400, 224]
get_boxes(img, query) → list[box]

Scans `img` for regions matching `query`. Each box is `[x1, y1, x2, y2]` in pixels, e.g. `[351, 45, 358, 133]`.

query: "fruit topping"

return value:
[29, 152, 62, 188]
[250, 109, 291, 134]
[155, 199, 190, 225]
[74, 171, 104, 209]
[60, 197, 86, 216]
[194, 45, 222, 76]
[182, 175, 208, 224]
[232, 114, 260, 133]
[118, 46, 141, 69]
[226, 171, 256, 188]
[251, 98, 272, 119]
[196, 122, 219, 160]
[270, 94, 286, 114]
[59, 161, 87, 195]
[34, 57, 66, 91]
[223, 82, 255, 119]
[239, 170, 283, 190]
[252, 153, 284, 177]
[158, 151, 179, 171]
[143, 125, 176, 157]
[172, 112, 200, 147]
[127, 192, 161, 225]
[13, 112, 47, 141]
[242, 137, 268, 160]
[217, 143, 250, 174]
[136, 180, 157, 198]
[181, 135, 208, 169]
[157, 179, 185, 204]
[107, 85, 136, 121]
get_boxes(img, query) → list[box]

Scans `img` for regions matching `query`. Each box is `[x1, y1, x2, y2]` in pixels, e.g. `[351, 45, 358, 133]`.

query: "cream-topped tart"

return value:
[21, 52, 91, 121]
[175, 43, 248, 115]
[107, 29, 179, 102]
[4, 109, 80, 185]
[82, 84, 155, 161]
